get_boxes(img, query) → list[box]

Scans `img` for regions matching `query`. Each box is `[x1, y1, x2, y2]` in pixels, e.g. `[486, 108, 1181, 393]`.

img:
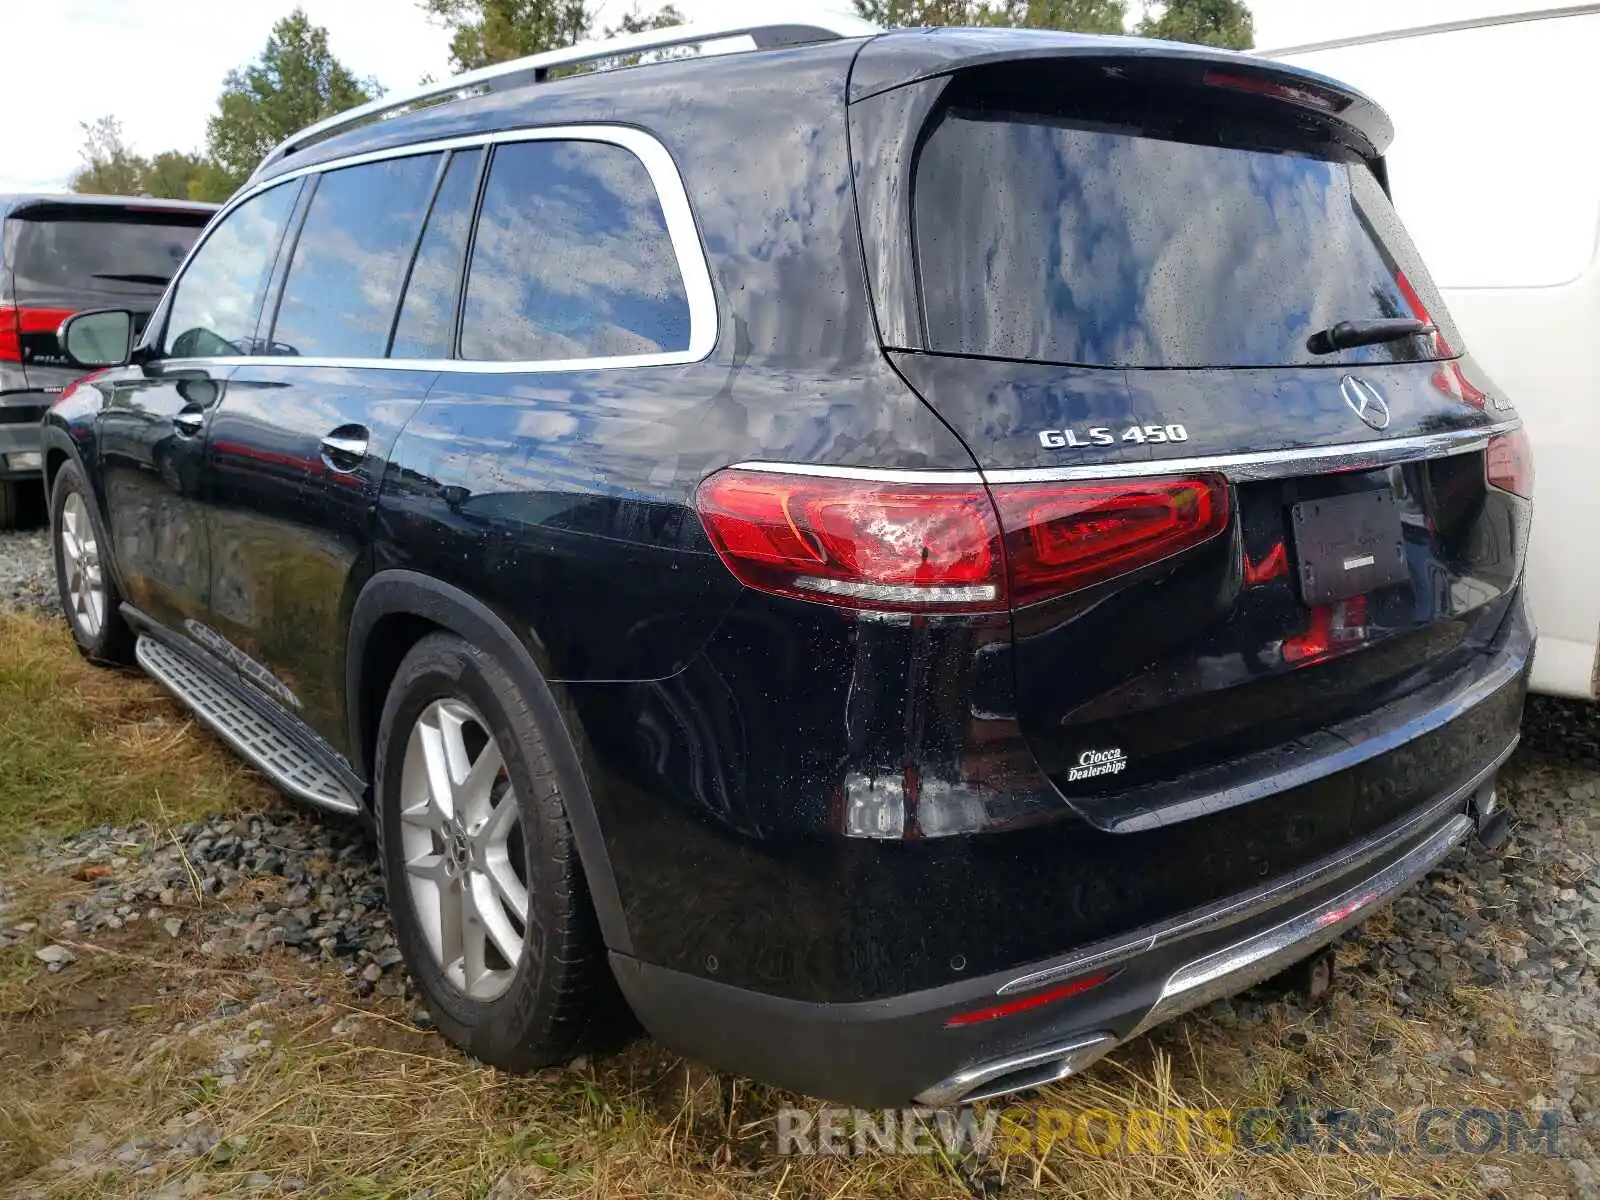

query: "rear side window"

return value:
[460, 139, 692, 362]
[164, 182, 300, 359]
[8, 209, 205, 299]
[391, 148, 482, 360]
[272, 153, 443, 358]
[913, 79, 1460, 368]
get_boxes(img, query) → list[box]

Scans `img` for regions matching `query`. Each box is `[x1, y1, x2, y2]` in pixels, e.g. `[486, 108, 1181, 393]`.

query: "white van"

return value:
[1272, 4, 1600, 700]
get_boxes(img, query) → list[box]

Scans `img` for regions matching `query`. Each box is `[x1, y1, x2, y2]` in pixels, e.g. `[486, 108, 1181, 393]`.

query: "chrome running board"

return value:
[135, 635, 361, 815]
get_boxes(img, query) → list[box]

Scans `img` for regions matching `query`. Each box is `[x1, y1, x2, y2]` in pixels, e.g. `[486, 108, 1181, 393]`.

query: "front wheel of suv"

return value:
[50, 462, 135, 664]
[374, 632, 606, 1072]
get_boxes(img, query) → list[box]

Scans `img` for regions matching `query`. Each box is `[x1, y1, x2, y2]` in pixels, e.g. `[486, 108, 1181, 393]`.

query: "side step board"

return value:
[135, 635, 361, 816]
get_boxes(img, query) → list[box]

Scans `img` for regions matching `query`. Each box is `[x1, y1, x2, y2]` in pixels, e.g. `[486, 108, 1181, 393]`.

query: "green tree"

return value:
[854, 0, 1255, 44]
[603, 2, 685, 36]
[1006, 0, 1127, 32]
[1136, 0, 1253, 48]
[423, 0, 592, 71]
[856, 0, 1126, 33]
[854, 0, 987, 24]
[141, 151, 211, 201]
[69, 116, 148, 197]
[198, 8, 379, 202]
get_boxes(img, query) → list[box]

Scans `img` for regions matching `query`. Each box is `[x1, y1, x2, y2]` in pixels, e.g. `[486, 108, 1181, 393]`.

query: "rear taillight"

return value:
[992, 477, 1230, 607]
[694, 470, 1004, 611]
[694, 469, 1230, 612]
[1487, 428, 1534, 498]
[0, 305, 76, 364]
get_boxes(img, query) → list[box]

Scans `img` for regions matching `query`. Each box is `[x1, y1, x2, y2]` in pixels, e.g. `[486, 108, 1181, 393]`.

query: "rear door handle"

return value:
[320, 426, 369, 472]
[172, 408, 205, 436]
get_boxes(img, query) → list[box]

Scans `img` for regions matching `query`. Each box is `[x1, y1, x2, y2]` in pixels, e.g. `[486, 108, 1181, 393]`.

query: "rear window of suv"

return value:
[912, 76, 1461, 369]
[8, 206, 207, 297]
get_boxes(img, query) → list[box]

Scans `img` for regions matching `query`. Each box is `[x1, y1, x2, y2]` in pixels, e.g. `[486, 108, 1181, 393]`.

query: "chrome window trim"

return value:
[729, 461, 987, 485]
[150, 125, 716, 375]
[730, 419, 1522, 486]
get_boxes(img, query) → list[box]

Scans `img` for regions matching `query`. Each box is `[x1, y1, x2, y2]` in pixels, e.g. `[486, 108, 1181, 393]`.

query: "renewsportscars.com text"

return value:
[774, 1105, 1562, 1158]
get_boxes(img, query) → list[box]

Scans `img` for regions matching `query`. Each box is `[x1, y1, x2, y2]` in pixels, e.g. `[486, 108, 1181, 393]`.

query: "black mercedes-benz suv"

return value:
[43, 19, 1534, 1107]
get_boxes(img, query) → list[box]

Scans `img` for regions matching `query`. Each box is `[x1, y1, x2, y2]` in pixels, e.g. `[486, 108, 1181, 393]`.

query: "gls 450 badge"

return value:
[1038, 424, 1189, 449]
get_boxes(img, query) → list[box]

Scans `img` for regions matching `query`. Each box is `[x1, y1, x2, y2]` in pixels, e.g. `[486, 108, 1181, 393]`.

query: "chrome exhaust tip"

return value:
[913, 1032, 1117, 1108]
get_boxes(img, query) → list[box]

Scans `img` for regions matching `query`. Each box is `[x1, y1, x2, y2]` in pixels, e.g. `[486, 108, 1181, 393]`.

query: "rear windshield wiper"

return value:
[91, 272, 170, 286]
[1306, 318, 1435, 356]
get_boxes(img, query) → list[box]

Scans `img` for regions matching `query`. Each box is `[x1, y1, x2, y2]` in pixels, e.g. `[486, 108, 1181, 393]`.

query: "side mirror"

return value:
[59, 309, 135, 369]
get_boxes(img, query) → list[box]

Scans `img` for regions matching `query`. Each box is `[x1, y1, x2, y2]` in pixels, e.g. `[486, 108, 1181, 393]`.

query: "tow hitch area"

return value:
[1471, 783, 1512, 853]
[1259, 945, 1337, 1005]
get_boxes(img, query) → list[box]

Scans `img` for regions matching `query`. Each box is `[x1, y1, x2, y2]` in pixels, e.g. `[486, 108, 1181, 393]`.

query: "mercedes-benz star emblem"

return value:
[1340, 376, 1391, 431]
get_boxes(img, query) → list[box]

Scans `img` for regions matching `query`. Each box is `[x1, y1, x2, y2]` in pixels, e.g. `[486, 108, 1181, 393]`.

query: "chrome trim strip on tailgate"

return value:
[982, 420, 1522, 484]
[731, 420, 1521, 486]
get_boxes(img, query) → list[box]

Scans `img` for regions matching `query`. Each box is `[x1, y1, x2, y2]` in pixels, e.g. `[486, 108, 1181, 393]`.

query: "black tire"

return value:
[374, 631, 605, 1071]
[49, 461, 135, 665]
[0, 480, 17, 531]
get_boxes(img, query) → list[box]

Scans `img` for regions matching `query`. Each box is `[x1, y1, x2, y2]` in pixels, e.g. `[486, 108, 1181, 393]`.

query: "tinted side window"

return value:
[272, 153, 442, 358]
[391, 149, 482, 359]
[461, 140, 691, 362]
[163, 183, 299, 359]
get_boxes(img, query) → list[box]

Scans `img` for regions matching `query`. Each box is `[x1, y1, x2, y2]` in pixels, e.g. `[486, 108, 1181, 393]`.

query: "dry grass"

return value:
[0, 609, 1579, 1197]
[0, 610, 277, 854]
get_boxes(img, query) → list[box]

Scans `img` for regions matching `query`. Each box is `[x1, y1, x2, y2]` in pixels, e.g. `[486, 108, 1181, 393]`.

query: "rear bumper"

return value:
[0, 398, 47, 480]
[613, 743, 1509, 1106]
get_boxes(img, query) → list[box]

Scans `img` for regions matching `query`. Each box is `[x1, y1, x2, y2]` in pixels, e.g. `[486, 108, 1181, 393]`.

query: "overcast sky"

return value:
[0, 0, 1534, 194]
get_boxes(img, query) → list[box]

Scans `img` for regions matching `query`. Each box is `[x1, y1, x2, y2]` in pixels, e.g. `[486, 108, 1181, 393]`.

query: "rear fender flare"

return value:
[346, 569, 633, 955]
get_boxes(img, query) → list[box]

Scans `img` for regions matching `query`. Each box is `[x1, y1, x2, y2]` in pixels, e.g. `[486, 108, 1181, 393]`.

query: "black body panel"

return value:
[203, 363, 434, 745]
[95, 363, 223, 633]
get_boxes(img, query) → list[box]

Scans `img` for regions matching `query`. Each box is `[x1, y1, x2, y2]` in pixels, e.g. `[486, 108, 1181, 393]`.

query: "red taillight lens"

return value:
[994, 476, 1231, 607]
[696, 469, 1232, 611]
[1487, 429, 1534, 498]
[0, 305, 76, 364]
[944, 970, 1117, 1028]
[695, 470, 1005, 611]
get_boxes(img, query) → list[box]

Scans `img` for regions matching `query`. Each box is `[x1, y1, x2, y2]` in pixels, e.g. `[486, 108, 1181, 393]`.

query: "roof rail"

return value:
[252, 15, 879, 179]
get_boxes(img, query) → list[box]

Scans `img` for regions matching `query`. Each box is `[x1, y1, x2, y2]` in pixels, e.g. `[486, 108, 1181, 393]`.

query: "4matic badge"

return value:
[1038, 424, 1189, 449]
[1067, 747, 1128, 782]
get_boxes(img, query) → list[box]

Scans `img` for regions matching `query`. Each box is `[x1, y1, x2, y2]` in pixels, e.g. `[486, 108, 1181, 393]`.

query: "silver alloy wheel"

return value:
[59, 492, 105, 640]
[399, 698, 529, 1001]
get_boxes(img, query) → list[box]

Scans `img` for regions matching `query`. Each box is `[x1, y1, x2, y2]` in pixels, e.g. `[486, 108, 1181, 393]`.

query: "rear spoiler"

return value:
[848, 28, 1393, 156]
[5, 198, 218, 223]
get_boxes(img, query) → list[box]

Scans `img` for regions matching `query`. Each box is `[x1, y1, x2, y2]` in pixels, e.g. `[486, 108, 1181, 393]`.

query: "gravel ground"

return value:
[2, 525, 1598, 1194]
[7, 754, 1597, 1193]
[0, 523, 56, 614]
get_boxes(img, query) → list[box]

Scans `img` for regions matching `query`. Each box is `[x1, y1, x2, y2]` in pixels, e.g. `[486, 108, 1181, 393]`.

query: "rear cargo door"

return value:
[850, 50, 1531, 840]
[3, 201, 209, 394]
